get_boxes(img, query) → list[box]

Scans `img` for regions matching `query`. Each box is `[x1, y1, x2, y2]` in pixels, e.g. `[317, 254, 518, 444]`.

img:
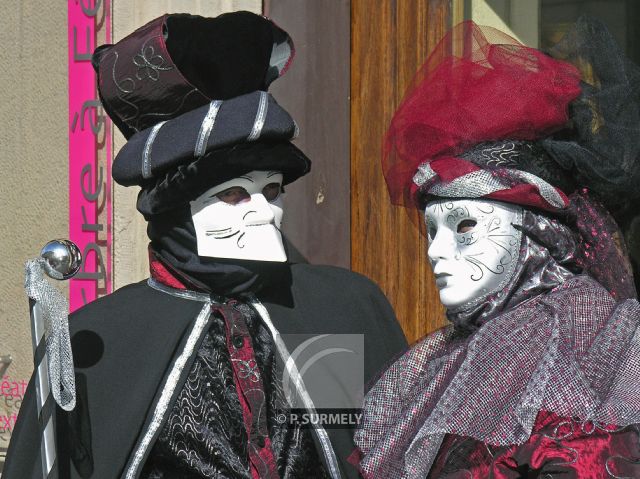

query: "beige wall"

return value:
[0, 0, 68, 461]
[467, 0, 540, 47]
[0, 1, 260, 468]
[112, 0, 262, 291]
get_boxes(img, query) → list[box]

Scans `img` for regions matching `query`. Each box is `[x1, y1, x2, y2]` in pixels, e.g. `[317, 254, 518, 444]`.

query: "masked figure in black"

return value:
[5, 12, 407, 479]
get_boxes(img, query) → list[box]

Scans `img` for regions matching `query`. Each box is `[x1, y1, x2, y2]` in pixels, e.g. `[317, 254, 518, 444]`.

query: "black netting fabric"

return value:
[541, 16, 640, 292]
[542, 16, 640, 216]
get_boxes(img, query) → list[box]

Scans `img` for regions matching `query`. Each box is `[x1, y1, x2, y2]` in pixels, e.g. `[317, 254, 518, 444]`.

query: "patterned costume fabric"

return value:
[3, 249, 407, 479]
[427, 411, 640, 478]
[4, 11, 411, 479]
[355, 199, 640, 477]
[141, 264, 329, 479]
[356, 272, 640, 478]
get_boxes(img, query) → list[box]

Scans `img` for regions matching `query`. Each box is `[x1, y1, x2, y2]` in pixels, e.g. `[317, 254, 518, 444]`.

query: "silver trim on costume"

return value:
[147, 278, 211, 302]
[270, 39, 292, 75]
[508, 170, 567, 209]
[292, 120, 300, 139]
[420, 162, 567, 210]
[124, 301, 212, 479]
[429, 170, 509, 198]
[194, 100, 223, 158]
[247, 91, 269, 141]
[142, 121, 167, 179]
[249, 295, 343, 479]
[413, 163, 438, 186]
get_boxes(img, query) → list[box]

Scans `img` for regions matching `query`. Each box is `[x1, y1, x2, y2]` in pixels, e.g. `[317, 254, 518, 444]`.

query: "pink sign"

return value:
[68, 0, 112, 312]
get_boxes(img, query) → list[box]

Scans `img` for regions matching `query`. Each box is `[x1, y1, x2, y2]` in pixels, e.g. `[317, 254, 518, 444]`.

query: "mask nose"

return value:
[243, 194, 276, 226]
[427, 230, 457, 265]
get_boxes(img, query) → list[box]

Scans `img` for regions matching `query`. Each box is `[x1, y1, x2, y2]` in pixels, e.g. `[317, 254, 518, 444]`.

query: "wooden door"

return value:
[269, 0, 457, 342]
[351, 0, 456, 342]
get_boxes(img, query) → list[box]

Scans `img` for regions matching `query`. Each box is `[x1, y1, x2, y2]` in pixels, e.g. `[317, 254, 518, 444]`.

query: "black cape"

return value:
[4, 264, 407, 478]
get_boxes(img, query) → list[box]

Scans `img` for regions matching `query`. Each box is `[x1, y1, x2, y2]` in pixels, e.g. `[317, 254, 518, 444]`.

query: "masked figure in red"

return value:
[356, 17, 640, 478]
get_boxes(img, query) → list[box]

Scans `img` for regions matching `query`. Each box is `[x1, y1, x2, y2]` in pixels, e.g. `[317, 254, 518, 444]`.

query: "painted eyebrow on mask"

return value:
[266, 171, 280, 178]
[239, 175, 255, 182]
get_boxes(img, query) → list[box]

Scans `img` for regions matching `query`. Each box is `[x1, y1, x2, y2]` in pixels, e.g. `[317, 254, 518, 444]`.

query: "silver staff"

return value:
[25, 240, 81, 479]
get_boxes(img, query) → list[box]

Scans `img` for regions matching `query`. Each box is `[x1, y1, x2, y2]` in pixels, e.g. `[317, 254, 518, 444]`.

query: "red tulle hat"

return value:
[383, 21, 582, 211]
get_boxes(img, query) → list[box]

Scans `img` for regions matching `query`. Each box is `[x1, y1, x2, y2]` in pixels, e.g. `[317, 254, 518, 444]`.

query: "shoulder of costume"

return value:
[289, 263, 388, 294]
[69, 279, 150, 315]
[68, 279, 205, 330]
[288, 263, 406, 345]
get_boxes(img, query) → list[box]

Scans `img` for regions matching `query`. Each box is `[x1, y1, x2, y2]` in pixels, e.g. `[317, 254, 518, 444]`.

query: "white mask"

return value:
[425, 199, 523, 311]
[190, 170, 286, 262]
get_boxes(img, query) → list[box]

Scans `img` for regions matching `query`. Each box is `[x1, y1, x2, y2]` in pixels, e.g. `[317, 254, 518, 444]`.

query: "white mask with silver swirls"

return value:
[425, 199, 523, 311]
[190, 170, 286, 262]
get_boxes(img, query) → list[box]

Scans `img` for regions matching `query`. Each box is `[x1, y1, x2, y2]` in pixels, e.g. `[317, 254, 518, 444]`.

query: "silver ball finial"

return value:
[40, 240, 82, 280]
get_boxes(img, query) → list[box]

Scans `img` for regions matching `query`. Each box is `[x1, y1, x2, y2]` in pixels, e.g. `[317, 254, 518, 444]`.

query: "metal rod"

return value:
[29, 298, 57, 479]
[25, 239, 81, 478]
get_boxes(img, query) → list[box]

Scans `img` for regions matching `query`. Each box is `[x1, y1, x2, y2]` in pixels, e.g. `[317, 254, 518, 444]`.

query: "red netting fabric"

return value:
[383, 21, 581, 208]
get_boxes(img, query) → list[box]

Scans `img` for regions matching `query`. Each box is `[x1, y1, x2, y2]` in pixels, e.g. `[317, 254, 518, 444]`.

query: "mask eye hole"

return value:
[216, 186, 251, 205]
[457, 219, 477, 234]
[427, 224, 437, 240]
[262, 182, 282, 202]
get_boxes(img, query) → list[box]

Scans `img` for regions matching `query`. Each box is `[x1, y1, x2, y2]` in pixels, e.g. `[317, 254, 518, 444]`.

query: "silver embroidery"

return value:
[132, 39, 172, 81]
[142, 121, 167, 179]
[413, 162, 438, 187]
[124, 302, 212, 479]
[424, 165, 566, 210]
[249, 296, 343, 479]
[247, 91, 269, 141]
[232, 359, 261, 383]
[461, 141, 521, 168]
[605, 425, 640, 478]
[194, 100, 223, 158]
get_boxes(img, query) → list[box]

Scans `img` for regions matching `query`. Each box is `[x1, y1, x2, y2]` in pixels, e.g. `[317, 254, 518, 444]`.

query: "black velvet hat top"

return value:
[93, 12, 294, 139]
